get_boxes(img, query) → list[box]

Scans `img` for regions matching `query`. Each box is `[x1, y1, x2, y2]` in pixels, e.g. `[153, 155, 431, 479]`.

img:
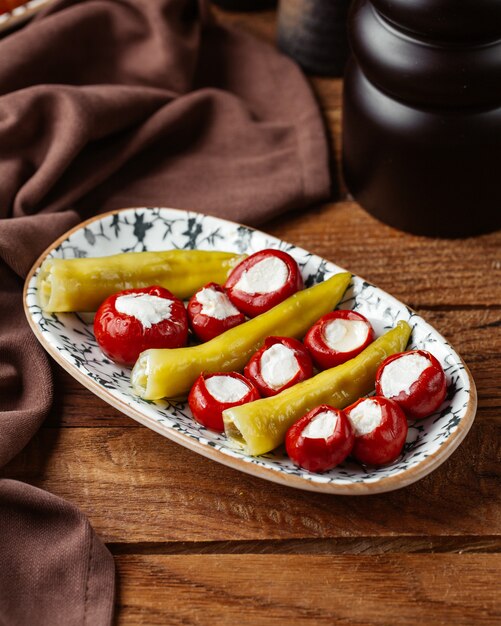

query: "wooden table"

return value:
[4, 7, 501, 625]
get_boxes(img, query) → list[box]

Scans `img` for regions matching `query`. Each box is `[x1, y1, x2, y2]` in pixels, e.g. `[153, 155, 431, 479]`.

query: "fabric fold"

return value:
[0, 480, 115, 626]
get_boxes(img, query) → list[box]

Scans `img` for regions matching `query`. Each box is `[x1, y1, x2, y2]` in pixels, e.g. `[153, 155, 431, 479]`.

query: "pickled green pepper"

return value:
[223, 320, 412, 456]
[38, 249, 245, 312]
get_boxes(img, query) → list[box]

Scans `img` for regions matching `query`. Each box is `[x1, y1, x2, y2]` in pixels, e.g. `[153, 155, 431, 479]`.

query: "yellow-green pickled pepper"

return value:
[38, 249, 245, 312]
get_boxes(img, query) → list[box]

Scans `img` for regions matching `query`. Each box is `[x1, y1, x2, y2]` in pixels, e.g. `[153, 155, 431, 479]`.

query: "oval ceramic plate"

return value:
[24, 208, 477, 494]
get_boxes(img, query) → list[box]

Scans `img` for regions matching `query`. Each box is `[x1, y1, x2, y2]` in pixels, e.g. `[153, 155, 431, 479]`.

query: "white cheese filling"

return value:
[348, 399, 383, 436]
[380, 352, 431, 398]
[302, 410, 338, 439]
[259, 343, 300, 390]
[196, 287, 240, 320]
[115, 293, 173, 329]
[323, 318, 369, 352]
[205, 376, 249, 403]
[233, 256, 289, 294]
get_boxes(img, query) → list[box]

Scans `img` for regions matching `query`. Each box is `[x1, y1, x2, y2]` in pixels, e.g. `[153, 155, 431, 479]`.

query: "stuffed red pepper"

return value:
[187, 282, 245, 342]
[244, 336, 313, 397]
[188, 372, 260, 431]
[376, 350, 447, 419]
[286, 405, 355, 473]
[225, 249, 303, 317]
[344, 396, 408, 466]
[304, 310, 374, 370]
[94, 286, 188, 366]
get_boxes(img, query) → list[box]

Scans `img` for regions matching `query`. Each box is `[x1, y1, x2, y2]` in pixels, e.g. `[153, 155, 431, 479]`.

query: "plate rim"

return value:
[23, 207, 478, 495]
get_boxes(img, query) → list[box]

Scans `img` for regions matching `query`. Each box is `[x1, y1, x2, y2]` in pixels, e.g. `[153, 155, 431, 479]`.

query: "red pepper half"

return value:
[344, 396, 408, 466]
[375, 350, 447, 419]
[187, 282, 245, 342]
[304, 310, 375, 370]
[285, 405, 355, 473]
[188, 372, 260, 432]
[94, 286, 188, 366]
[225, 249, 303, 317]
[244, 336, 313, 397]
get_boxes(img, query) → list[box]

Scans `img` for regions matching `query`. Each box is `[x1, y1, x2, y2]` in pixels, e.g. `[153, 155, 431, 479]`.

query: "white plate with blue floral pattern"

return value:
[24, 208, 477, 494]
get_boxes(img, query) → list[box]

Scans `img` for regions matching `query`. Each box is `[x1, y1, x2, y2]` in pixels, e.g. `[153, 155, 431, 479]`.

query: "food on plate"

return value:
[344, 396, 408, 466]
[304, 310, 375, 369]
[223, 320, 411, 456]
[0, 0, 26, 16]
[187, 282, 245, 341]
[188, 372, 260, 431]
[94, 286, 188, 366]
[225, 249, 303, 317]
[244, 336, 313, 397]
[38, 249, 244, 312]
[285, 405, 354, 472]
[131, 272, 351, 399]
[376, 350, 447, 419]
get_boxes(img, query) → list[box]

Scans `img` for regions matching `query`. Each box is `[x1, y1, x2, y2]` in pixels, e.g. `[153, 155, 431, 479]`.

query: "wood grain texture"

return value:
[115, 554, 501, 625]
[3, 419, 500, 543]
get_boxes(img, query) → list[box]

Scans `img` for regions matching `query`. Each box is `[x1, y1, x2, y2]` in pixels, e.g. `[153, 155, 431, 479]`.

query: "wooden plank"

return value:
[49, 366, 134, 428]
[45, 307, 500, 428]
[312, 77, 343, 112]
[115, 554, 501, 625]
[3, 420, 499, 543]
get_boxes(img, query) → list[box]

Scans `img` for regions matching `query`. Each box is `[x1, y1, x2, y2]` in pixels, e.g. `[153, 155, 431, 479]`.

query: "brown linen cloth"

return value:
[0, 0, 330, 624]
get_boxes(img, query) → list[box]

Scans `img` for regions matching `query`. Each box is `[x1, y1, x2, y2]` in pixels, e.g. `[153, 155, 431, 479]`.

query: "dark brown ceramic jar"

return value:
[342, 0, 501, 237]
